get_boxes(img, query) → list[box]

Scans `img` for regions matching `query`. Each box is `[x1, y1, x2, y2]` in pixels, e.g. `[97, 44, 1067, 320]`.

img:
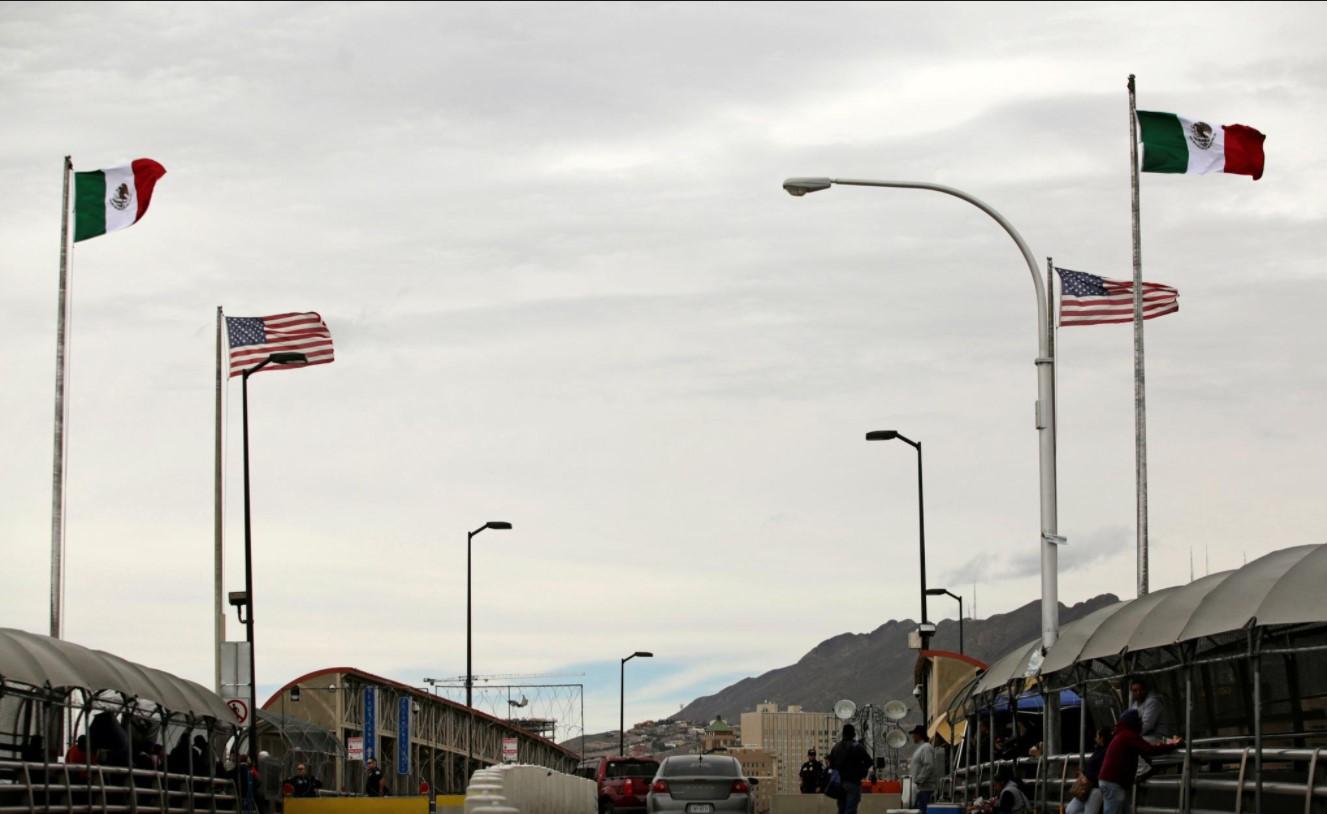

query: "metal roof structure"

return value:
[970, 542, 1327, 698]
[0, 627, 234, 721]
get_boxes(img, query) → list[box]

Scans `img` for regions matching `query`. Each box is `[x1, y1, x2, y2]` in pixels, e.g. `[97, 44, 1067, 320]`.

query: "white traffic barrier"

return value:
[464, 763, 596, 814]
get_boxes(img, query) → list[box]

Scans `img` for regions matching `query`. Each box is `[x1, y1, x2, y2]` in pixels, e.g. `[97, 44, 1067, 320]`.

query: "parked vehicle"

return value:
[646, 754, 756, 814]
[577, 755, 662, 814]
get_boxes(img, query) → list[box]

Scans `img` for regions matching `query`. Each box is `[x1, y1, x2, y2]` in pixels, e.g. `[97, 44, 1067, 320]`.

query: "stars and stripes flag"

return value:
[1055, 268, 1179, 327]
[225, 312, 334, 377]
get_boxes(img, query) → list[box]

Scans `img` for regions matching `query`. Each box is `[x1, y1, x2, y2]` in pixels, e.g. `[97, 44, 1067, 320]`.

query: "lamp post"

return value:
[788, 177, 1060, 650]
[238, 350, 308, 764]
[466, 521, 511, 784]
[926, 588, 965, 654]
[866, 430, 930, 720]
[620, 651, 653, 756]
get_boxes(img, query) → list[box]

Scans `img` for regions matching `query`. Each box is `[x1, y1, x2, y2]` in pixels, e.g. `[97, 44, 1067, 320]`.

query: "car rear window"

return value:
[607, 760, 660, 778]
[662, 757, 739, 777]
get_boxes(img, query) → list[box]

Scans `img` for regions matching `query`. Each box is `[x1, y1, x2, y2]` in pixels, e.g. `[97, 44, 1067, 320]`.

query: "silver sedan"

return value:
[646, 754, 756, 814]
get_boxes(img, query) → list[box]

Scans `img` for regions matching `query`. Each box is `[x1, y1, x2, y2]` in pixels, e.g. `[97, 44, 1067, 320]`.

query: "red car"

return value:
[577, 756, 662, 814]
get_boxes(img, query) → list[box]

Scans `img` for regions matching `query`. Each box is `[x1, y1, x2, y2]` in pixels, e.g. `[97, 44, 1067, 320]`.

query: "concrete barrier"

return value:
[464, 763, 596, 814]
[772, 793, 904, 814]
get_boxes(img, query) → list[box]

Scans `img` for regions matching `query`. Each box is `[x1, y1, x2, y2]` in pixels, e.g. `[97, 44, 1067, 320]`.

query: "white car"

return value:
[646, 755, 756, 814]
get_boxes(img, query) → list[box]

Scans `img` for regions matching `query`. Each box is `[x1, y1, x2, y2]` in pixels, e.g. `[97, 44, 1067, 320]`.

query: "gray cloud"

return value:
[2, 3, 1325, 731]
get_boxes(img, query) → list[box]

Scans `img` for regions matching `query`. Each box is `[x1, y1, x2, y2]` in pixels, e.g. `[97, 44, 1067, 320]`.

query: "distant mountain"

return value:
[672, 594, 1119, 725]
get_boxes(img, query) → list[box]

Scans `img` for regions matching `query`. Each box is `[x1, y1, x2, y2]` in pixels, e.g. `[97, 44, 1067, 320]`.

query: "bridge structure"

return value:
[260, 667, 579, 796]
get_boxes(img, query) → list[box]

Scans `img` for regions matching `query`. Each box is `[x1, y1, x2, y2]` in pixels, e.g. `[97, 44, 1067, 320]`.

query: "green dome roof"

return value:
[706, 716, 734, 733]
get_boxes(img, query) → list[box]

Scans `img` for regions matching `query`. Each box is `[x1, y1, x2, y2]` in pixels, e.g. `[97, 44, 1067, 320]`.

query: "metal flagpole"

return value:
[1128, 73, 1150, 597]
[215, 306, 225, 692]
[49, 155, 73, 639]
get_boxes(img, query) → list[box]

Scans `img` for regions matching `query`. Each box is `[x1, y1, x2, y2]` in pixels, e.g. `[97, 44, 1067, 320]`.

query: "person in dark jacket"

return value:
[285, 763, 323, 797]
[1066, 727, 1113, 814]
[828, 724, 872, 814]
[1099, 710, 1182, 814]
[364, 757, 387, 797]
[799, 748, 824, 793]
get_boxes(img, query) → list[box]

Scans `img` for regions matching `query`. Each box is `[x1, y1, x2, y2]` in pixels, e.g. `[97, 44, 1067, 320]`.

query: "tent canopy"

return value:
[0, 627, 235, 721]
[972, 543, 1327, 697]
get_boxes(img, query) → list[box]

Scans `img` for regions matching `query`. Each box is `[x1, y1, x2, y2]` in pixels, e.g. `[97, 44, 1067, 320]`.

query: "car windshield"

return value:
[607, 760, 659, 778]
[662, 757, 739, 777]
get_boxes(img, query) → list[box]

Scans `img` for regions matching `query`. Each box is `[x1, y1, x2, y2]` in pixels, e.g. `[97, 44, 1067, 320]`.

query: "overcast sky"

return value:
[3, 2, 1325, 737]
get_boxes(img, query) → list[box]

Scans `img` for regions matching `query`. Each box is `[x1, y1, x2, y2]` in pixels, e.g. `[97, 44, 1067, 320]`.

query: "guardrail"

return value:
[463, 764, 595, 814]
[0, 758, 240, 813]
[947, 748, 1327, 814]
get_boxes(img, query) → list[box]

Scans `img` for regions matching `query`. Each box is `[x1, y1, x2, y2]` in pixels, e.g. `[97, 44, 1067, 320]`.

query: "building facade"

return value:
[728, 746, 778, 814]
[739, 703, 839, 795]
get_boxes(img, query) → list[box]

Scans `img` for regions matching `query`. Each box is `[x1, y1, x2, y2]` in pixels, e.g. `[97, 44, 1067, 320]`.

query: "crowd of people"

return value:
[794, 677, 1178, 814]
[968, 677, 1182, 814]
[24, 710, 363, 813]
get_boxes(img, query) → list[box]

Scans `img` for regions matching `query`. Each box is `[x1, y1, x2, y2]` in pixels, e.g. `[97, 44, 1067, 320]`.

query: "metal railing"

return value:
[946, 748, 1327, 814]
[0, 758, 240, 814]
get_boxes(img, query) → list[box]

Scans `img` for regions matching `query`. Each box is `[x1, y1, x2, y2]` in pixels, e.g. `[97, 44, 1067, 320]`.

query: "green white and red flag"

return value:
[73, 158, 167, 242]
[1137, 112, 1265, 180]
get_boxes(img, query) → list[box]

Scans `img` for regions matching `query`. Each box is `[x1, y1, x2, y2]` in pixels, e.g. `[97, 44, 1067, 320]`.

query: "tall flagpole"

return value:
[50, 155, 73, 639]
[215, 306, 225, 692]
[1128, 74, 1150, 597]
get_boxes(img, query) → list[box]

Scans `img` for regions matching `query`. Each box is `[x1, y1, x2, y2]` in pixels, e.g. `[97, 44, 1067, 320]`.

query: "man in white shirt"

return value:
[909, 725, 937, 814]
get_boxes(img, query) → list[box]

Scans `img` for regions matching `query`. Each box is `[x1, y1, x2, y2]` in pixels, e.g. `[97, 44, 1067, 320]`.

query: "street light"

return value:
[620, 651, 653, 756]
[866, 430, 930, 720]
[926, 588, 965, 654]
[239, 350, 308, 763]
[466, 521, 511, 783]
[788, 177, 1060, 650]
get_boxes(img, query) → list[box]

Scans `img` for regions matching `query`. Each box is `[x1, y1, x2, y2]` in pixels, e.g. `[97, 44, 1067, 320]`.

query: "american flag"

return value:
[225, 312, 334, 378]
[1055, 268, 1179, 327]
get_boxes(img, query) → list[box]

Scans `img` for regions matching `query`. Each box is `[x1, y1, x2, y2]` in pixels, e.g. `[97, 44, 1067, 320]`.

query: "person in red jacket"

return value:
[1098, 710, 1182, 814]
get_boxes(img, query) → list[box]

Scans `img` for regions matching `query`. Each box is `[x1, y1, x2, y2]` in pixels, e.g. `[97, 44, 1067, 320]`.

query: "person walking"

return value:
[799, 748, 825, 794]
[909, 725, 938, 814]
[829, 724, 872, 814]
[1098, 710, 1182, 814]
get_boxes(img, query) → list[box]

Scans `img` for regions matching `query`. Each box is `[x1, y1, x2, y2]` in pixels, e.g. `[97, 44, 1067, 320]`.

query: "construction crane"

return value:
[421, 672, 585, 688]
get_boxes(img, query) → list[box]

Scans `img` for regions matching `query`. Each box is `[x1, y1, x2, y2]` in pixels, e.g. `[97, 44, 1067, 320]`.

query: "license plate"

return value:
[686, 806, 714, 814]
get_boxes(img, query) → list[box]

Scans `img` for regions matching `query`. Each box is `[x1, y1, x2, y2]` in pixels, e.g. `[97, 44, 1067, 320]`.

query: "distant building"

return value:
[728, 746, 778, 814]
[702, 715, 738, 752]
[740, 703, 838, 795]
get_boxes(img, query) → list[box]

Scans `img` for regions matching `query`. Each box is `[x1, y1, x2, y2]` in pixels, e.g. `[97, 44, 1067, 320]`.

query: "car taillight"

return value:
[623, 778, 633, 795]
[731, 780, 750, 794]
[652, 780, 670, 794]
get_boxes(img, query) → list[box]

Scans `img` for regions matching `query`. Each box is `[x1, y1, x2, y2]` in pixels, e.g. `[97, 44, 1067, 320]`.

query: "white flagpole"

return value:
[215, 306, 225, 691]
[50, 156, 72, 639]
[1128, 74, 1150, 597]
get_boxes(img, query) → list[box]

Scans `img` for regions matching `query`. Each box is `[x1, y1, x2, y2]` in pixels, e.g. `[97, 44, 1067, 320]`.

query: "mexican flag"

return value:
[1137, 112, 1265, 180]
[73, 159, 167, 242]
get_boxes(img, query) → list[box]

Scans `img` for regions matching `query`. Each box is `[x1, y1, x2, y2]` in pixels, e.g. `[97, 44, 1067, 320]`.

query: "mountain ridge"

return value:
[671, 594, 1119, 725]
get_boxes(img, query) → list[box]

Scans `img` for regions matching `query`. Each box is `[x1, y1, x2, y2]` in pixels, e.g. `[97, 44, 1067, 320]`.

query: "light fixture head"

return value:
[865, 430, 899, 441]
[486, 521, 513, 530]
[269, 351, 308, 365]
[782, 177, 833, 196]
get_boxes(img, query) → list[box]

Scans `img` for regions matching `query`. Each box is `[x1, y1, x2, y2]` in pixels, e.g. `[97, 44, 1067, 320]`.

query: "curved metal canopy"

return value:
[0, 627, 236, 721]
[973, 543, 1327, 695]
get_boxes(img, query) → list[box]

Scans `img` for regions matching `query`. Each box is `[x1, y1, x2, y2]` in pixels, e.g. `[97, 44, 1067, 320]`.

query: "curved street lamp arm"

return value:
[829, 178, 1047, 351]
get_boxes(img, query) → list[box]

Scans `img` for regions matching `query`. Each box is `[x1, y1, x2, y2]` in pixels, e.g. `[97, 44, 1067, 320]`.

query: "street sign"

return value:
[226, 698, 249, 724]
[347, 736, 364, 762]
[502, 737, 518, 763]
[397, 697, 411, 775]
[363, 687, 377, 761]
[220, 642, 251, 703]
